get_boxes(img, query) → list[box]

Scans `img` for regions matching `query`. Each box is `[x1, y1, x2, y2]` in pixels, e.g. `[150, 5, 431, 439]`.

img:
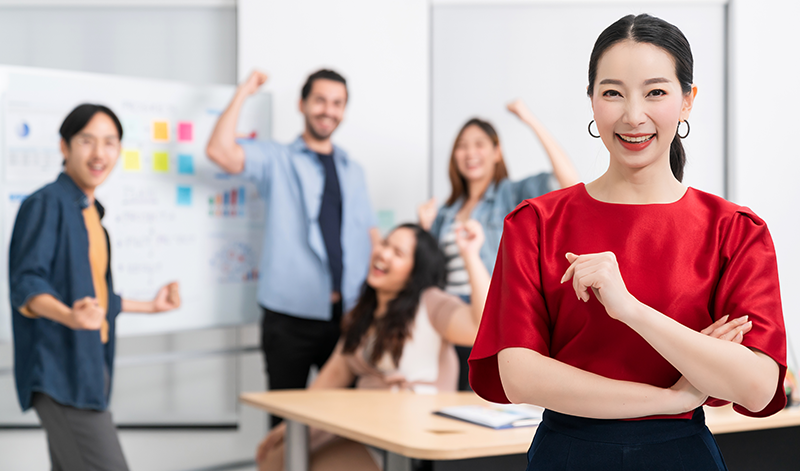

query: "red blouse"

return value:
[469, 184, 786, 419]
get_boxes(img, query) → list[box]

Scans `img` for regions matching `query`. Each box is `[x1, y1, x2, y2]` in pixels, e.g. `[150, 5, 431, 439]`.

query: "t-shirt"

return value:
[469, 183, 787, 419]
[83, 204, 109, 344]
[441, 231, 471, 297]
[343, 287, 466, 392]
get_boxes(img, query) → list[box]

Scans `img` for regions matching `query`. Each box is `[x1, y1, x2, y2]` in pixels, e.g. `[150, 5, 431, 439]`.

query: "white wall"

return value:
[240, 0, 800, 365]
[729, 0, 800, 367]
[238, 0, 430, 228]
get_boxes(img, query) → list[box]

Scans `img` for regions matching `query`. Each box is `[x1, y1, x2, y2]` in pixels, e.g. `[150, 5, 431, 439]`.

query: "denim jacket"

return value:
[430, 173, 556, 274]
[9, 173, 121, 411]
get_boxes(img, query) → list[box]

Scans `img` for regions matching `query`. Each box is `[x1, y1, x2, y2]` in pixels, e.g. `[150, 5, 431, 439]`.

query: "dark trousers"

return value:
[32, 392, 129, 471]
[527, 408, 727, 470]
[261, 303, 342, 428]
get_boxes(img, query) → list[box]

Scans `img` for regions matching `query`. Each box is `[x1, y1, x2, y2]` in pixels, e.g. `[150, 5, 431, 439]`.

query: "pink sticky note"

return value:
[177, 122, 193, 142]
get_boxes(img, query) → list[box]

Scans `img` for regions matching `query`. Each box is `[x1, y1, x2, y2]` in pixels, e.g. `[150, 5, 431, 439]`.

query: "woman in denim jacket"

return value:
[419, 100, 579, 389]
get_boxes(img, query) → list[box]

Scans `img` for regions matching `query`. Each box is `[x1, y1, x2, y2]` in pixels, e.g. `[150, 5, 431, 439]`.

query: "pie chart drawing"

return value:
[16, 122, 30, 138]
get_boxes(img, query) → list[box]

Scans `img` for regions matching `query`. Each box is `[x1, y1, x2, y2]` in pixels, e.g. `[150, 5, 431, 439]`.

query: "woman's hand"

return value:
[417, 197, 437, 231]
[560, 252, 638, 321]
[256, 423, 286, 464]
[507, 99, 535, 123]
[662, 317, 751, 415]
[455, 219, 485, 259]
[701, 314, 752, 344]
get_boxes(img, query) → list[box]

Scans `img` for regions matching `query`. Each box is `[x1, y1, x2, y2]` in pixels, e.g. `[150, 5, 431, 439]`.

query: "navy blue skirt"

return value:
[527, 408, 728, 471]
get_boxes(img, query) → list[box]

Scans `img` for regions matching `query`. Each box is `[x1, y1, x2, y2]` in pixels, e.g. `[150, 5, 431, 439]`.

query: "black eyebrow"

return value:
[599, 77, 672, 86]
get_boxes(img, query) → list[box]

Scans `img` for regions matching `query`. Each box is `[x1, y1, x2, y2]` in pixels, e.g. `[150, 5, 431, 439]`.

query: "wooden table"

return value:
[240, 390, 536, 471]
[705, 402, 800, 434]
[240, 389, 800, 471]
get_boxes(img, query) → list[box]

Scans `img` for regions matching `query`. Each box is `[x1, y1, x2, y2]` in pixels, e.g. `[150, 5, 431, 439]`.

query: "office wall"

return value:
[0, 5, 236, 85]
[238, 0, 430, 228]
[0, 3, 267, 471]
[728, 0, 800, 367]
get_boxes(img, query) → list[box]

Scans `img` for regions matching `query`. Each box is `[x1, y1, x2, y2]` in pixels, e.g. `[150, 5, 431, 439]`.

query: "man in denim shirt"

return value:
[9, 104, 181, 470]
[207, 70, 378, 426]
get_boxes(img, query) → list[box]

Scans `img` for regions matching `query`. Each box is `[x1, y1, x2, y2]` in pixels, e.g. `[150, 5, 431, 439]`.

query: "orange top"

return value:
[83, 204, 109, 344]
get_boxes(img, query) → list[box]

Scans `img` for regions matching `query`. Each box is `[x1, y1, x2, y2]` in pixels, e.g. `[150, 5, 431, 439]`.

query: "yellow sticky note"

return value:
[123, 149, 140, 171]
[153, 121, 169, 141]
[153, 151, 169, 172]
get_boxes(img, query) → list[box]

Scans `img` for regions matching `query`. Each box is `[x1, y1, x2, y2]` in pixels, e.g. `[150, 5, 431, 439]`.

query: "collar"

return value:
[482, 180, 499, 203]
[56, 172, 105, 218]
[290, 136, 349, 166]
[446, 180, 500, 213]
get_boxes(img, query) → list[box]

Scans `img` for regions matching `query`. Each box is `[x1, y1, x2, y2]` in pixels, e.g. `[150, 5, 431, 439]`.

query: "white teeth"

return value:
[619, 134, 654, 143]
[374, 262, 387, 271]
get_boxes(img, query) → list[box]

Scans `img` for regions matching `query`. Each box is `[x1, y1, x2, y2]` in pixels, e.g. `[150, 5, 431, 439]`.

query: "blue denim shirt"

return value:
[240, 137, 376, 320]
[430, 173, 556, 274]
[9, 173, 121, 411]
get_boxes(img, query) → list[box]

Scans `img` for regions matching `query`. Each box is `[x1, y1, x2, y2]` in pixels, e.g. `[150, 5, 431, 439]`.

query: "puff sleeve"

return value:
[468, 201, 551, 403]
[708, 209, 787, 417]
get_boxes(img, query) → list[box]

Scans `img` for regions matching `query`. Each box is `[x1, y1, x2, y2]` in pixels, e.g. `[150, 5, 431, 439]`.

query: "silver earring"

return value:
[677, 120, 690, 139]
[588, 120, 600, 138]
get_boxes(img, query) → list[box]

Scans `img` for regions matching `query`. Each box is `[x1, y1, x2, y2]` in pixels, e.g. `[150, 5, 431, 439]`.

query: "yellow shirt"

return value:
[83, 204, 109, 344]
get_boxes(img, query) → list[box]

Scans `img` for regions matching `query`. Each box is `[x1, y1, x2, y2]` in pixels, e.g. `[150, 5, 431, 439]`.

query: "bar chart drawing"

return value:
[209, 187, 246, 217]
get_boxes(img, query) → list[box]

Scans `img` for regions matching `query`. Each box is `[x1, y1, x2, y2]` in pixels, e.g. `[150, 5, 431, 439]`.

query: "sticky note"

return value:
[177, 122, 193, 142]
[123, 149, 141, 171]
[178, 154, 194, 174]
[122, 119, 141, 141]
[153, 151, 169, 172]
[177, 186, 192, 206]
[377, 210, 394, 231]
[153, 121, 169, 141]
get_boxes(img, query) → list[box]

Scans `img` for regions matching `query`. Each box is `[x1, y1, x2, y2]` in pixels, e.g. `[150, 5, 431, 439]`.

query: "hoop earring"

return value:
[677, 120, 690, 139]
[588, 120, 601, 138]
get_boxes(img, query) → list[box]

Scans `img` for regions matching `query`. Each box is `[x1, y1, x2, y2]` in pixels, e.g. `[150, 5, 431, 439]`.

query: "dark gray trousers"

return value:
[32, 393, 129, 471]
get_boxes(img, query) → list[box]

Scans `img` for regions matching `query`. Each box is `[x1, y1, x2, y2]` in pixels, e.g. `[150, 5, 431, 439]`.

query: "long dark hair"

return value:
[342, 224, 446, 366]
[587, 14, 693, 182]
[445, 118, 509, 206]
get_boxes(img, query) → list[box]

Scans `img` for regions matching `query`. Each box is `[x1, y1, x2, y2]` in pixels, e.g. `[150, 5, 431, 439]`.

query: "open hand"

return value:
[560, 251, 636, 320]
[417, 197, 438, 231]
[454, 219, 485, 258]
[239, 70, 268, 97]
[153, 282, 181, 313]
[701, 314, 752, 344]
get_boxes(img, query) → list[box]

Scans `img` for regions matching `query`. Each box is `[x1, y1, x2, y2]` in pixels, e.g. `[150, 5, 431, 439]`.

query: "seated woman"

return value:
[257, 221, 490, 471]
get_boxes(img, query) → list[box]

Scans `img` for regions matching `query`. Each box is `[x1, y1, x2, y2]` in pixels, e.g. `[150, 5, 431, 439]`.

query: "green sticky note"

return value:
[153, 151, 169, 172]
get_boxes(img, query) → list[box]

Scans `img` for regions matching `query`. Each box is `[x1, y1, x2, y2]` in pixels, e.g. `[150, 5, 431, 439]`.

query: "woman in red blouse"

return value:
[468, 14, 786, 471]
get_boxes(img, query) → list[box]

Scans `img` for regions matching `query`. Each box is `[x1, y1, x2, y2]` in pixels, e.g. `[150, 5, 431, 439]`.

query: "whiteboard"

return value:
[0, 66, 271, 341]
[432, 3, 726, 201]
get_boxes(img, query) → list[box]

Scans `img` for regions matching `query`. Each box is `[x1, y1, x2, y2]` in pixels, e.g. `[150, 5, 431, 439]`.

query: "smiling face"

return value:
[453, 124, 502, 184]
[591, 40, 695, 177]
[61, 112, 121, 194]
[299, 78, 347, 141]
[367, 227, 417, 295]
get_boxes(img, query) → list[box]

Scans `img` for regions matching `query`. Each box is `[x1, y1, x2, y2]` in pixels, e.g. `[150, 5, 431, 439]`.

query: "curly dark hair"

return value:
[341, 224, 446, 366]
